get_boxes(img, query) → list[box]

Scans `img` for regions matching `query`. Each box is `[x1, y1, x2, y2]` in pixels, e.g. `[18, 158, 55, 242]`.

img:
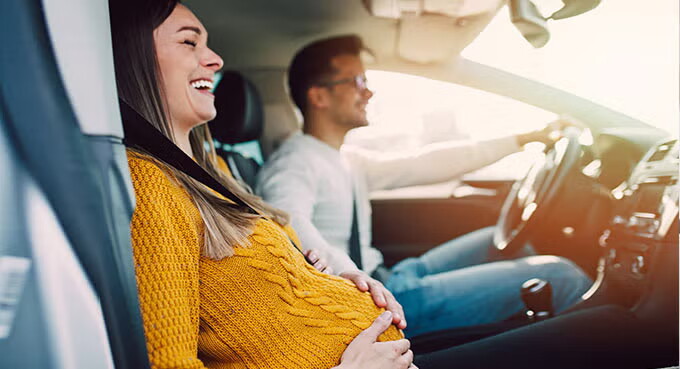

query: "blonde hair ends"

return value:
[130, 125, 289, 259]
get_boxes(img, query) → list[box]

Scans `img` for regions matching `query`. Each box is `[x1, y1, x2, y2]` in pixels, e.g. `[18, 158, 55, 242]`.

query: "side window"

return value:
[344, 70, 556, 181]
[214, 141, 263, 165]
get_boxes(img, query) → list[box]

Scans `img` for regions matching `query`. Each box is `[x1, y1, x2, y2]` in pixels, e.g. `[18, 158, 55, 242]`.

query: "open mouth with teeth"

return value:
[190, 79, 214, 95]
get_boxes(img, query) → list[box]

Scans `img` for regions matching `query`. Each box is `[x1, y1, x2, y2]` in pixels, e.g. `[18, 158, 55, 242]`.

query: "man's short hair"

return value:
[287, 35, 365, 115]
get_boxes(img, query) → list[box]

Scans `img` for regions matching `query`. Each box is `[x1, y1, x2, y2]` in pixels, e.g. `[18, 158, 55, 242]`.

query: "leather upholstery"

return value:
[208, 71, 263, 189]
[209, 71, 263, 145]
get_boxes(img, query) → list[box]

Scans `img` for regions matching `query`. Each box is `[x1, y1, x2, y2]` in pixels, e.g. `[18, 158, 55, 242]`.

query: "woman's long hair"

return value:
[110, 0, 288, 258]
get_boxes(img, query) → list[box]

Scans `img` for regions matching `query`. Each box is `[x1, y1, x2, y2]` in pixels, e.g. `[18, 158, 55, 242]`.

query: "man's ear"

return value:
[307, 86, 330, 110]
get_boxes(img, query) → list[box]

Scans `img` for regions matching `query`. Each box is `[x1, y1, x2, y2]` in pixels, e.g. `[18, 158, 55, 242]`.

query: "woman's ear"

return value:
[307, 86, 330, 110]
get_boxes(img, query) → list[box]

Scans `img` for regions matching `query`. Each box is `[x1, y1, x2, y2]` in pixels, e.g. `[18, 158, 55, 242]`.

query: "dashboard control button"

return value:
[632, 255, 647, 275]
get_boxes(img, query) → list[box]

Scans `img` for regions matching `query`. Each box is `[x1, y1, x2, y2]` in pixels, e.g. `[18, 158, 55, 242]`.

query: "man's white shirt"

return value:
[255, 131, 520, 275]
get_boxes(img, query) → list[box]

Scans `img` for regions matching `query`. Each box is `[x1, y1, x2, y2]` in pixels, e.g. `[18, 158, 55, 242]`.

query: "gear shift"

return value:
[521, 278, 553, 321]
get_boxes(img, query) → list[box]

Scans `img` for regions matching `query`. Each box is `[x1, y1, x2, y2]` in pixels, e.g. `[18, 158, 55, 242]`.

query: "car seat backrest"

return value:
[2, 0, 149, 367]
[208, 71, 263, 188]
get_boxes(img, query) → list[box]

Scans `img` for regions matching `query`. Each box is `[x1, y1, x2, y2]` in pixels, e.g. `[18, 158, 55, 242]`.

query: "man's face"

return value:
[324, 54, 373, 130]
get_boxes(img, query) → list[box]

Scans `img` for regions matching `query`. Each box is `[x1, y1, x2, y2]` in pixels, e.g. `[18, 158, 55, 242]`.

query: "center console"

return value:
[584, 139, 678, 307]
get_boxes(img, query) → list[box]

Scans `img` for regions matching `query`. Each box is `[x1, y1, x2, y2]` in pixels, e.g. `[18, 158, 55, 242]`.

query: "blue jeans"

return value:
[383, 227, 593, 337]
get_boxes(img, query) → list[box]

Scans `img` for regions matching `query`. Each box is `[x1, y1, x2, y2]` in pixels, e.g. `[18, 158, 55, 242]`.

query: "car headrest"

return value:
[208, 71, 263, 145]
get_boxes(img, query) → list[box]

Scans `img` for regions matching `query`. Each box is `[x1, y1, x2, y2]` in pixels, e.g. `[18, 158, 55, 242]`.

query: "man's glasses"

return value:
[317, 75, 369, 91]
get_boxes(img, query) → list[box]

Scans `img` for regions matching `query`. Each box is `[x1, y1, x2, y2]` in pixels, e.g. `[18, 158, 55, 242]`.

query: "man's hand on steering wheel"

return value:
[516, 115, 584, 146]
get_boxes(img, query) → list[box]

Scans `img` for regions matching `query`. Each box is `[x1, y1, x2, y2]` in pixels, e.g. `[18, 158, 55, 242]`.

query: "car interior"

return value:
[0, 0, 677, 368]
[209, 70, 266, 188]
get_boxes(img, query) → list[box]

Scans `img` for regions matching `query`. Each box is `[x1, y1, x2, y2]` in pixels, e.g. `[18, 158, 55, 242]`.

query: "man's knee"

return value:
[520, 255, 589, 283]
[550, 257, 589, 283]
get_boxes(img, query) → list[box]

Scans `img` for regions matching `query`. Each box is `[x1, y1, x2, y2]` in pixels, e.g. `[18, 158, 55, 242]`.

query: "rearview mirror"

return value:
[509, 0, 550, 48]
[509, 0, 602, 48]
[550, 0, 601, 20]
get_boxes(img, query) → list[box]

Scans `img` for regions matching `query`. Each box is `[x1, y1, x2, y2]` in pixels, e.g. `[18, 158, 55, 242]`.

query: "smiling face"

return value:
[153, 4, 223, 134]
[324, 54, 373, 131]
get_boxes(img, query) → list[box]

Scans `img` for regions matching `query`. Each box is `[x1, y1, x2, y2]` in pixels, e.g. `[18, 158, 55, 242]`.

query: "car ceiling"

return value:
[186, 0, 503, 70]
[184, 0, 667, 137]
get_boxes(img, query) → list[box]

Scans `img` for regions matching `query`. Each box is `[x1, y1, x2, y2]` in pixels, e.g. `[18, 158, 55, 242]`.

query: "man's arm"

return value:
[256, 163, 360, 275]
[344, 119, 572, 192]
[344, 135, 520, 192]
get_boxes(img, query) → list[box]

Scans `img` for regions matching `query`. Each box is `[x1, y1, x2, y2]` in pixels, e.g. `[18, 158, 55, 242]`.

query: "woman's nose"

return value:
[202, 47, 224, 71]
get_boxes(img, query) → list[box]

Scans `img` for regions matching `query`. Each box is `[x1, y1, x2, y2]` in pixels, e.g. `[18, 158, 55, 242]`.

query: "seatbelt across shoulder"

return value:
[119, 100, 308, 257]
[348, 195, 363, 270]
[119, 100, 257, 214]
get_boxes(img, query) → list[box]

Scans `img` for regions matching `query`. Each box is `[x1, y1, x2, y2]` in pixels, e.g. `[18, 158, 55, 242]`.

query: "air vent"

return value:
[641, 175, 676, 185]
[647, 139, 677, 162]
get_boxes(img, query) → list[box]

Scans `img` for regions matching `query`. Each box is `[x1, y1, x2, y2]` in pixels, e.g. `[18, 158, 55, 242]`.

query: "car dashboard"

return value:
[587, 137, 678, 307]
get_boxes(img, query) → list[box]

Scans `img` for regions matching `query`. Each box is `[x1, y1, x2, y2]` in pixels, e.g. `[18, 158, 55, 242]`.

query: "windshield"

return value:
[463, 0, 678, 136]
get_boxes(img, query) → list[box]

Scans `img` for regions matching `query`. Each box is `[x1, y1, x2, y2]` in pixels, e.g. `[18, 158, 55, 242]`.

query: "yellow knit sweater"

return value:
[128, 153, 403, 369]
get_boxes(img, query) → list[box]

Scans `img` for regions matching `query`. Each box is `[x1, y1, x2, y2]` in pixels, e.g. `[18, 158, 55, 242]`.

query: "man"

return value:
[256, 35, 591, 337]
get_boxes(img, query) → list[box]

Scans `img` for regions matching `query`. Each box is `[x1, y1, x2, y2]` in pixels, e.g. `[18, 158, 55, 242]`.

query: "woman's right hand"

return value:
[334, 311, 417, 369]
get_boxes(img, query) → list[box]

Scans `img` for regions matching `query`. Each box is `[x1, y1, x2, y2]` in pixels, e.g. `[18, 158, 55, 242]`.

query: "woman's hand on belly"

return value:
[334, 311, 417, 369]
[340, 270, 407, 329]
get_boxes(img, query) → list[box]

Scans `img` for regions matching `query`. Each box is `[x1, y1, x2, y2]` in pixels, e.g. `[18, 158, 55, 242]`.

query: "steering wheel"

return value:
[494, 127, 583, 253]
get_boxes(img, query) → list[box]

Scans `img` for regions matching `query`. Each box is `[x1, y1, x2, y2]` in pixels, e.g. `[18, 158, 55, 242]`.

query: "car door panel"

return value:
[372, 180, 512, 266]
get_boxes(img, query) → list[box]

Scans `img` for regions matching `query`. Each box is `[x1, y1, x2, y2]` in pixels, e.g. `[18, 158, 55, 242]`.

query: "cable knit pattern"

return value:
[128, 152, 403, 369]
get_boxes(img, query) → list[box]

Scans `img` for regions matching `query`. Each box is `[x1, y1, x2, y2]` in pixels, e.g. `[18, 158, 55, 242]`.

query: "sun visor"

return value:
[364, 0, 504, 19]
[363, 0, 504, 64]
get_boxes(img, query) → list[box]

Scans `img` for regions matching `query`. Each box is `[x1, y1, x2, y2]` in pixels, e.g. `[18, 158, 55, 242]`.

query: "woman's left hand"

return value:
[340, 270, 407, 330]
[304, 249, 334, 275]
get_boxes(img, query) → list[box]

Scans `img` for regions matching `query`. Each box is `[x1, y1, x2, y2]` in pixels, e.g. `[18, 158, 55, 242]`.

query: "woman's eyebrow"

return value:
[177, 26, 201, 35]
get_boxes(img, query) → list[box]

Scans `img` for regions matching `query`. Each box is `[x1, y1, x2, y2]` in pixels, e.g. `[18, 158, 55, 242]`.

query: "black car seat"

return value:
[208, 71, 263, 189]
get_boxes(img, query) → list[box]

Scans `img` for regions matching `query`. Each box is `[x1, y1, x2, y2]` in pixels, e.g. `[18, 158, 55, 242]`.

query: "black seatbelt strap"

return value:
[118, 100, 308, 256]
[119, 100, 256, 214]
[348, 190, 363, 270]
